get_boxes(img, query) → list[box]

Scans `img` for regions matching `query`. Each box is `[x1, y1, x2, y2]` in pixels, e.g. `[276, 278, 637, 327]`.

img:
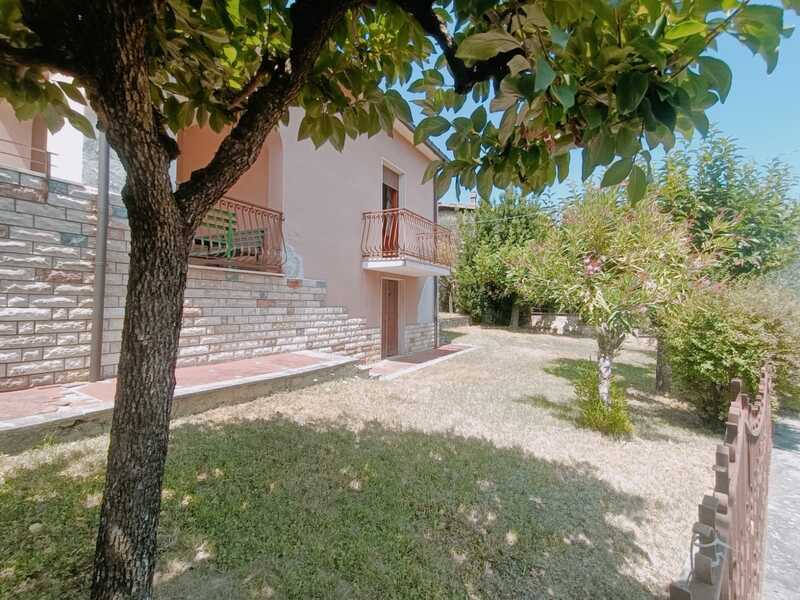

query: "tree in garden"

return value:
[0, 0, 791, 597]
[510, 188, 701, 405]
[455, 192, 551, 325]
[656, 130, 800, 278]
[649, 131, 799, 391]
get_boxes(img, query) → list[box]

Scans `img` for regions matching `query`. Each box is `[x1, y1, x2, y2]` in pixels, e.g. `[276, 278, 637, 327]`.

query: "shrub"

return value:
[574, 366, 633, 437]
[665, 279, 800, 423]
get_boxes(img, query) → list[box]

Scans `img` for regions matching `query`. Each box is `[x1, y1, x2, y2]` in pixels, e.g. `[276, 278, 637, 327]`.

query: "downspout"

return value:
[433, 186, 440, 348]
[90, 132, 110, 381]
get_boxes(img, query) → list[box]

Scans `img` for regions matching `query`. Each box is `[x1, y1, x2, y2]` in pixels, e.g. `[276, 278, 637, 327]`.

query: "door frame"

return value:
[380, 158, 406, 209]
[380, 276, 404, 358]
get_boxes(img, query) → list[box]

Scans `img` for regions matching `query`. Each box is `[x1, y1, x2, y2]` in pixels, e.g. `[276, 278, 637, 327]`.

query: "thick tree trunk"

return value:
[90, 192, 190, 600]
[655, 335, 671, 394]
[596, 329, 625, 407]
[509, 301, 520, 329]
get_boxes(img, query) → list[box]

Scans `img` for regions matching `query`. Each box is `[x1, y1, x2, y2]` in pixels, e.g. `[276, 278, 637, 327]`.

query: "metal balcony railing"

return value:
[361, 208, 455, 268]
[190, 196, 284, 274]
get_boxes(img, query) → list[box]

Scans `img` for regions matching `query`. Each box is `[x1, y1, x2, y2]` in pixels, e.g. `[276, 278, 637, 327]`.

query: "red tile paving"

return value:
[369, 343, 474, 379]
[0, 351, 347, 427]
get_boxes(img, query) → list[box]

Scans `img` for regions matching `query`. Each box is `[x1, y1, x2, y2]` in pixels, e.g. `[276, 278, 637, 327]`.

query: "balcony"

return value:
[190, 196, 284, 274]
[361, 208, 455, 277]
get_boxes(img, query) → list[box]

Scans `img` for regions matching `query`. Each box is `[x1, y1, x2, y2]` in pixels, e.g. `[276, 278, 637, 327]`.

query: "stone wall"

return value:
[0, 165, 382, 391]
[526, 313, 594, 337]
[404, 322, 435, 354]
[0, 170, 98, 391]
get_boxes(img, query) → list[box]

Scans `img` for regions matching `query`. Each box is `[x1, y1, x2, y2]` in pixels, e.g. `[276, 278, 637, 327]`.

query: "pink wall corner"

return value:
[279, 108, 436, 331]
[176, 125, 283, 212]
[0, 101, 48, 173]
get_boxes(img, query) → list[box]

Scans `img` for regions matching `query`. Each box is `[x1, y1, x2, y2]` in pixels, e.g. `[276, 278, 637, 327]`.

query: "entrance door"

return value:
[381, 279, 399, 358]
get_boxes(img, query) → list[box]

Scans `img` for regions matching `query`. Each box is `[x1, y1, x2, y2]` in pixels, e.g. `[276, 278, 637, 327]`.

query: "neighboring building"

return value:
[0, 100, 454, 392]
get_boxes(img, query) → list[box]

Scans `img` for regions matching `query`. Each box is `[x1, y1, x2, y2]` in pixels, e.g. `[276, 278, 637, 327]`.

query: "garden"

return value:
[2, 327, 721, 599]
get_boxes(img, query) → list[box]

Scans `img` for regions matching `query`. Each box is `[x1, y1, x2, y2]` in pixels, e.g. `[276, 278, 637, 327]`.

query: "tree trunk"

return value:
[596, 329, 625, 407]
[90, 189, 190, 600]
[655, 335, 671, 394]
[509, 301, 520, 329]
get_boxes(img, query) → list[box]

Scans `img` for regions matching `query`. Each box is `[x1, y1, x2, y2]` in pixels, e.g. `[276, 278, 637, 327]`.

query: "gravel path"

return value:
[764, 416, 800, 599]
[1, 326, 719, 597]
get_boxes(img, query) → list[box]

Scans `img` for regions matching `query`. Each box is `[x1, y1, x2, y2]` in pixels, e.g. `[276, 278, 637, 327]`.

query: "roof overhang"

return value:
[361, 257, 451, 277]
[393, 119, 448, 163]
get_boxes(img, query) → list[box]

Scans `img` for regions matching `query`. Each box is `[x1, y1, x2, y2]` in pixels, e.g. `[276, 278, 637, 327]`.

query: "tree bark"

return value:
[596, 329, 625, 407]
[509, 301, 520, 329]
[91, 198, 189, 600]
[655, 335, 672, 394]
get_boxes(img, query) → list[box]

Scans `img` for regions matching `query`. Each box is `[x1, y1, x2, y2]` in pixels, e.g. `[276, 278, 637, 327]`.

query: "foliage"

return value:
[665, 278, 800, 423]
[655, 131, 800, 277]
[414, 0, 795, 200]
[511, 187, 698, 336]
[454, 191, 551, 322]
[0, 1, 794, 195]
[574, 365, 634, 437]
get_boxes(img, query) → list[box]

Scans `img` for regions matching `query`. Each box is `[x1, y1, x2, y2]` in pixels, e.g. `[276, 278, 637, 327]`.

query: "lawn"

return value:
[0, 326, 718, 599]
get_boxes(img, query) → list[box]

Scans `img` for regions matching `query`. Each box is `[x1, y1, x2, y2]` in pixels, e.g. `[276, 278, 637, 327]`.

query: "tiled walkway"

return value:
[368, 343, 475, 380]
[0, 350, 354, 433]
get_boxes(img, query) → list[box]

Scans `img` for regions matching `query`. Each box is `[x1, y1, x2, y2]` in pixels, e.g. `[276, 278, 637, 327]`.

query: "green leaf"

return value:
[66, 110, 95, 139]
[549, 24, 570, 48]
[601, 157, 634, 187]
[384, 89, 412, 123]
[433, 171, 451, 199]
[498, 104, 517, 145]
[616, 71, 649, 114]
[697, 56, 732, 102]
[534, 58, 555, 92]
[422, 160, 443, 184]
[57, 81, 86, 105]
[554, 153, 570, 183]
[455, 30, 520, 61]
[627, 165, 647, 204]
[471, 105, 487, 131]
[477, 164, 494, 199]
[297, 115, 315, 141]
[414, 116, 449, 145]
[665, 20, 707, 40]
[552, 83, 576, 109]
[329, 117, 345, 151]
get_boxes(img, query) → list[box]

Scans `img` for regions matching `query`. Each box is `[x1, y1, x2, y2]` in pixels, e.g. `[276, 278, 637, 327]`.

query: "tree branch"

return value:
[175, 0, 365, 228]
[393, 0, 522, 94]
[0, 40, 80, 77]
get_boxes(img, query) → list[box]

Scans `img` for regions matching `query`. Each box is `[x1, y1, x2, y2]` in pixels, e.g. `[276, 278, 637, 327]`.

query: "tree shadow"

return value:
[0, 417, 657, 599]
[543, 358, 710, 441]
[545, 358, 655, 395]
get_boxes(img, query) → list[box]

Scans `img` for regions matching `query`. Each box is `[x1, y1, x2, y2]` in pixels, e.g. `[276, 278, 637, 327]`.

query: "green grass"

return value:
[1, 418, 653, 599]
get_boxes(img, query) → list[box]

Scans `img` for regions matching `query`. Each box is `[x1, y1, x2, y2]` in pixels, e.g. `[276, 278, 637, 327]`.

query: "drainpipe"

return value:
[90, 132, 110, 381]
[433, 187, 440, 348]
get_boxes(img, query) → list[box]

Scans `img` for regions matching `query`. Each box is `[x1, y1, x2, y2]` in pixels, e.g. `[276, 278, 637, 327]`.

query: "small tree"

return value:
[455, 192, 551, 325]
[511, 188, 698, 405]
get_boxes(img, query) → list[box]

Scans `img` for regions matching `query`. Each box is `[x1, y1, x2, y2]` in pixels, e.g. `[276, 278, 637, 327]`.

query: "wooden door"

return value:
[381, 279, 399, 358]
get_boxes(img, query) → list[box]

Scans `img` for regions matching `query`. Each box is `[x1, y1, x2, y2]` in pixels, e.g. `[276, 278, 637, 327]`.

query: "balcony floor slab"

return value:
[361, 257, 451, 277]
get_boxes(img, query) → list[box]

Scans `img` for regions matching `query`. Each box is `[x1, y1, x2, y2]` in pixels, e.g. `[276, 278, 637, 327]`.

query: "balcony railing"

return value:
[190, 196, 284, 273]
[361, 208, 455, 268]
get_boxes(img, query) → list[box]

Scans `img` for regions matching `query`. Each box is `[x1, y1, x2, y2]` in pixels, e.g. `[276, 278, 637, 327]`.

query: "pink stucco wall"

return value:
[278, 108, 436, 334]
[0, 101, 47, 173]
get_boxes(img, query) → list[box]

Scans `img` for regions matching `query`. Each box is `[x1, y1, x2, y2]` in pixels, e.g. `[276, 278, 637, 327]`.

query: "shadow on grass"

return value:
[0, 418, 656, 600]
[545, 358, 654, 395]
[542, 358, 709, 441]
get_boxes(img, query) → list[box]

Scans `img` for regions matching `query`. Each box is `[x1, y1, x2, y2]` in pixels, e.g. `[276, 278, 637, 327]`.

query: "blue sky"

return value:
[406, 9, 800, 204]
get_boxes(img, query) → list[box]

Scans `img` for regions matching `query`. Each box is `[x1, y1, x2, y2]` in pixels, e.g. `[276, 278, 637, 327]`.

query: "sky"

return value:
[406, 9, 800, 205]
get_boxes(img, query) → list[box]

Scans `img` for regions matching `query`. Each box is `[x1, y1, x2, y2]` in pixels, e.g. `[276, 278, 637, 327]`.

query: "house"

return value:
[0, 100, 454, 392]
